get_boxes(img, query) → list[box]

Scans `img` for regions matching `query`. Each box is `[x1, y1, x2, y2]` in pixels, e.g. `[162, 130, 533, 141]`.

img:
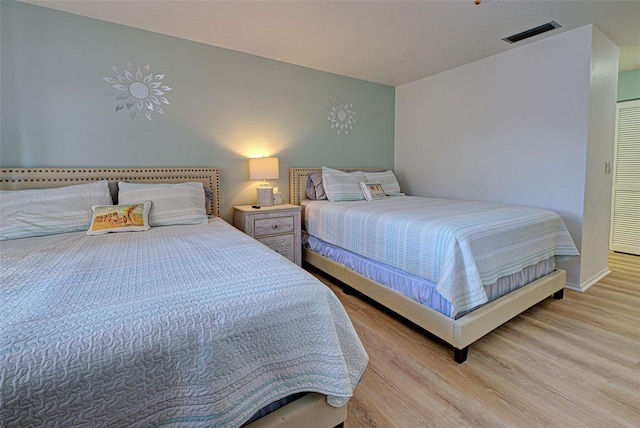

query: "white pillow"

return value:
[321, 166, 366, 202]
[118, 181, 208, 226]
[0, 180, 112, 240]
[359, 182, 387, 201]
[363, 170, 402, 195]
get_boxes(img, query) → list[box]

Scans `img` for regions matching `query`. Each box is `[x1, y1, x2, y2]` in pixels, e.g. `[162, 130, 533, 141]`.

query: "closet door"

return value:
[610, 99, 640, 255]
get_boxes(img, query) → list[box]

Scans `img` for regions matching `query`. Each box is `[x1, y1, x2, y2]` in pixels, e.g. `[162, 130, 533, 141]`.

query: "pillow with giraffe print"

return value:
[86, 201, 151, 235]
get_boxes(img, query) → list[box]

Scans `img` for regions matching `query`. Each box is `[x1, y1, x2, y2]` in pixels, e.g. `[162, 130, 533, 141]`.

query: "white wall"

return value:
[395, 25, 619, 289]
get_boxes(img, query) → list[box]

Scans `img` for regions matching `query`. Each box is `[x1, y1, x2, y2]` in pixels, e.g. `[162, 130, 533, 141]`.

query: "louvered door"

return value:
[610, 100, 640, 255]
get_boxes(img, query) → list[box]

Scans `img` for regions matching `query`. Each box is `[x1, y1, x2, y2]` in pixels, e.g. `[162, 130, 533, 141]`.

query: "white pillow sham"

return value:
[118, 181, 208, 226]
[363, 170, 402, 195]
[0, 180, 112, 240]
[321, 166, 366, 202]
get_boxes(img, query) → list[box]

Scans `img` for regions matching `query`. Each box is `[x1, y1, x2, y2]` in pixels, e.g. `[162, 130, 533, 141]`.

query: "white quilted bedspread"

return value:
[0, 219, 368, 427]
[305, 196, 579, 318]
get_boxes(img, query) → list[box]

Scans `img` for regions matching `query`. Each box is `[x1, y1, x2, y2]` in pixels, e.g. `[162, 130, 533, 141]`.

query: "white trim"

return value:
[567, 268, 611, 292]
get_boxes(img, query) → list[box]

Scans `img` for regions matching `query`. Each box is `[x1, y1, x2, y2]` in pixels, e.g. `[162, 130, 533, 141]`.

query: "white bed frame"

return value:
[0, 167, 347, 428]
[290, 167, 566, 363]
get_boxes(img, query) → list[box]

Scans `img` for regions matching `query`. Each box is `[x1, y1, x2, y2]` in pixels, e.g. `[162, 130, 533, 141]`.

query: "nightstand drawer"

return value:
[258, 234, 296, 262]
[254, 216, 294, 237]
[233, 204, 302, 266]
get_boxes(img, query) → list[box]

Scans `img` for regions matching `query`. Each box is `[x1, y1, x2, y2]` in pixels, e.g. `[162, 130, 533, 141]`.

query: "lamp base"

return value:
[256, 187, 274, 207]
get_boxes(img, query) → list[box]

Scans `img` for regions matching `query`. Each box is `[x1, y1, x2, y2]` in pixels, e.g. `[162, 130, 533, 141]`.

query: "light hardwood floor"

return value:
[309, 252, 640, 427]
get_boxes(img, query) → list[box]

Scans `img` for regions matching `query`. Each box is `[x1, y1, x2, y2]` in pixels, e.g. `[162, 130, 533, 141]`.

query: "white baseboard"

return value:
[565, 268, 611, 292]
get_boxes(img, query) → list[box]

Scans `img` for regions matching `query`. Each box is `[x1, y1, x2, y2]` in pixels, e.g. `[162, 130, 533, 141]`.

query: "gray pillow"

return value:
[108, 182, 119, 204]
[306, 174, 317, 200]
[310, 172, 327, 200]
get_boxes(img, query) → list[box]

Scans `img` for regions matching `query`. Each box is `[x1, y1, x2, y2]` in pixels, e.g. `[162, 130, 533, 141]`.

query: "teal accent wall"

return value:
[618, 69, 640, 101]
[0, 1, 395, 220]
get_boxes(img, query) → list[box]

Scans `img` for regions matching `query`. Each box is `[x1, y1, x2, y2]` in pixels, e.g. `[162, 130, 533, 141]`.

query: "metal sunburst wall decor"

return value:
[327, 97, 356, 135]
[103, 61, 172, 120]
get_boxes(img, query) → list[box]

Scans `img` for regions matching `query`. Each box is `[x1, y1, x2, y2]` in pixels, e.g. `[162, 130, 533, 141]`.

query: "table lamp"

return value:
[249, 157, 279, 207]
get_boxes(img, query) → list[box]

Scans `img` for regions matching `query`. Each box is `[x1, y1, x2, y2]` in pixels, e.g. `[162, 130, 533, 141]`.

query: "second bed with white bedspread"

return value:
[304, 196, 579, 318]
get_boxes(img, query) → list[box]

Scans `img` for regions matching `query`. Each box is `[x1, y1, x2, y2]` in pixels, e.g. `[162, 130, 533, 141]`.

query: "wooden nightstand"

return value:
[233, 204, 302, 266]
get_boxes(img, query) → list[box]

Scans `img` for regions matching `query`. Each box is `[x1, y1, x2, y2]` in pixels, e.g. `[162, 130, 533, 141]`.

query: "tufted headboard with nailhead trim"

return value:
[0, 167, 220, 217]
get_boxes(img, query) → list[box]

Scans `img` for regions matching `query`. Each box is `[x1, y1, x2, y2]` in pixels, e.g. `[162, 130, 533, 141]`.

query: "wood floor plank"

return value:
[310, 251, 640, 427]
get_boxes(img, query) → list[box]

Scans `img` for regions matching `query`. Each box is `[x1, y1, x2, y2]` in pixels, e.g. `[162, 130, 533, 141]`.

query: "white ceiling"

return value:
[20, 0, 640, 87]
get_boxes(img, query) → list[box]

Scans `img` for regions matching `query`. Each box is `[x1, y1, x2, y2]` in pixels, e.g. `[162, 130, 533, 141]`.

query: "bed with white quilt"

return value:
[290, 167, 579, 363]
[0, 167, 368, 427]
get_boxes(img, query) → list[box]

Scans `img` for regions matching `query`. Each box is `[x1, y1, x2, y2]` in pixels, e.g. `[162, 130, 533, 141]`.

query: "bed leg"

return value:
[553, 289, 564, 300]
[454, 347, 468, 364]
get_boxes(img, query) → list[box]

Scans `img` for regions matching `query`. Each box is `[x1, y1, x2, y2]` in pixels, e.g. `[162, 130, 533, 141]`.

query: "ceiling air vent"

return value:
[502, 21, 561, 44]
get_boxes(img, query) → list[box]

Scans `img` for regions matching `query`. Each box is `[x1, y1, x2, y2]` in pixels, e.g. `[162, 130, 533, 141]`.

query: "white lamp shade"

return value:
[249, 157, 279, 180]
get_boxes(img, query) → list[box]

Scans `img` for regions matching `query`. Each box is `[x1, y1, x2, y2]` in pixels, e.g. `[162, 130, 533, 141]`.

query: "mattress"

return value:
[302, 197, 578, 317]
[0, 219, 368, 427]
[305, 234, 555, 319]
